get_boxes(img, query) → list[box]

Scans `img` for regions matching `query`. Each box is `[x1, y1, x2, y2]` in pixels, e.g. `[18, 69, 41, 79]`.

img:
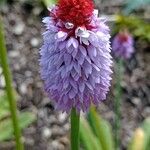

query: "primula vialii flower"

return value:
[40, 0, 112, 112]
[112, 30, 134, 59]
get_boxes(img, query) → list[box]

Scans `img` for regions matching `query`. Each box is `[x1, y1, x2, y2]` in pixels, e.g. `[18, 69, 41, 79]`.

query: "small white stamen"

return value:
[65, 22, 74, 29]
[75, 27, 90, 38]
[93, 9, 98, 17]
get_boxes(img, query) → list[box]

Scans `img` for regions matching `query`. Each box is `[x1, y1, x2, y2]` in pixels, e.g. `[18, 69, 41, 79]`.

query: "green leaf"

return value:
[80, 117, 102, 150]
[0, 91, 18, 120]
[88, 106, 115, 150]
[0, 118, 13, 141]
[0, 92, 10, 120]
[0, 91, 36, 141]
[19, 112, 36, 130]
[0, 111, 36, 141]
[0, 108, 10, 120]
[0, 92, 9, 109]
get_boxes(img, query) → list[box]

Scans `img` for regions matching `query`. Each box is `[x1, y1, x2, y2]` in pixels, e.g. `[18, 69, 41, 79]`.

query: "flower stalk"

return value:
[0, 16, 24, 150]
[114, 58, 124, 150]
[71, 108, 80, 150]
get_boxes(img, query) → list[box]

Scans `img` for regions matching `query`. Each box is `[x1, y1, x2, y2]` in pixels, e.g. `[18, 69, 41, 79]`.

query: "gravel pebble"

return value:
[30, 38, 40, 47]
[42, 127, 52, 139]
[142, 107, 150, 118]
[8, 51, 20, 58]
[58, 113, 67, 123]
[19, 83, 27, 94]
[13, 22, 25, 35]
[132, 97, 141, 106]
[50, 140, 65, 150]
[0, 75, 6, 87]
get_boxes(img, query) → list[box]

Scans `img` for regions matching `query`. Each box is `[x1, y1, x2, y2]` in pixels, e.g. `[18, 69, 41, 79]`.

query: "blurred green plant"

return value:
[21, 0, 56, 8]
[128, 128, 145, 150]
[114, 59, 124, 150]
[80, 116, 102, 150]
[128, 118, 150, 150]
[124, 0, 150, 14]
[114, 15, 150, 42]
[0, 92, 36, 142]
[41, 0, 56, 7]
[141, 118, 150, 150]
[0, 0, 6, 5]
[80, 107, 150, 150]
[23, 0, 56, 8]
[88, 106, 115, 150]
[80, 106, 115, 150]
[0, 16, 36, 149]
[0, 15, 24, 150]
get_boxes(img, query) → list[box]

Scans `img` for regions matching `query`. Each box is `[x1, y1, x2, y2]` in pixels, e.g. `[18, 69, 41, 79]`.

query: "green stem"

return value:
[71, 108, 80, 150]
[114, 59, 124, 150]
[0, 16, 24, 150]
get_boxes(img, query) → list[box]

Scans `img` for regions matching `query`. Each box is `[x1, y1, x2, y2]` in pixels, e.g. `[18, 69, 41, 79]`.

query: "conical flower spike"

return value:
[40, 0, 113, 112]
[112, 30, 134, 59]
